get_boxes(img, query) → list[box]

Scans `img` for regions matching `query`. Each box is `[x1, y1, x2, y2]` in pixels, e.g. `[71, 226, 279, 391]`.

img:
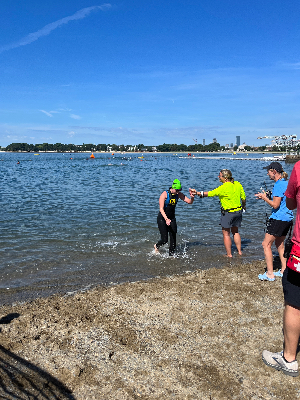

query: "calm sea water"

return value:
[0, 152, 295, 304]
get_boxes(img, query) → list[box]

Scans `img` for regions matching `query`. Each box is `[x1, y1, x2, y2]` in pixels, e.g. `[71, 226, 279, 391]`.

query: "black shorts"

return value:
[266, 218, 292, 237]
[282, 268, 300, 308]
[220, 210, 242, 229]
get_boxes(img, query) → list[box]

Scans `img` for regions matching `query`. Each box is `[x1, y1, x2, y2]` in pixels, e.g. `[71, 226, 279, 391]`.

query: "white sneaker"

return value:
[262, 350, 299, 377]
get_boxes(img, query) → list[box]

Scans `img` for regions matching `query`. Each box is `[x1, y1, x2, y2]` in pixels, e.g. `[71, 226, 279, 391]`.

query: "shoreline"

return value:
[1, 260, 299, 399]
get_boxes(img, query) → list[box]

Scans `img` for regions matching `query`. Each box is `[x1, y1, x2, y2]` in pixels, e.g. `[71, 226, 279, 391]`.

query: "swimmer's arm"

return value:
[178, 191, 194, 204]
[159, 191, 171, 225]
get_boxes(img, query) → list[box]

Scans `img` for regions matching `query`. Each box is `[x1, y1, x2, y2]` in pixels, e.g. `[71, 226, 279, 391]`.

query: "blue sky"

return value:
[1, 0, 300, 147]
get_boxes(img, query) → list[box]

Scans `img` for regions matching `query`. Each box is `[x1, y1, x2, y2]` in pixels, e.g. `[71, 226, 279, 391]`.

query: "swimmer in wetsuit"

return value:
[154, 179, 195, 256]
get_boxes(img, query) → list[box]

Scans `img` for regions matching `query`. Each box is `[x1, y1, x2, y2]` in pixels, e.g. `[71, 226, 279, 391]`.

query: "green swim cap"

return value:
[172, 179, 182, 190]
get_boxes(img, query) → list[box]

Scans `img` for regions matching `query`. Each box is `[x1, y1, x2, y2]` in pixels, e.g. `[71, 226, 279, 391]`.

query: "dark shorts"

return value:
[282, 267, 300, 308]
[220, 210, 242, 229]
[266, 218, 292, 237]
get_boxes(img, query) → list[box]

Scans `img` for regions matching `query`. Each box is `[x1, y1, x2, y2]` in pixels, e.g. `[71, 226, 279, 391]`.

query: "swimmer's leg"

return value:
[155, 214, 168, 251]
[222, 227, 233, 257]
[231, 226, 242, 255]
[168, 219, 177, 256]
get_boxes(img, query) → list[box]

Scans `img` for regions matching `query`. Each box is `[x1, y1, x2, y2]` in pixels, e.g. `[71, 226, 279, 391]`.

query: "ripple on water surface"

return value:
[0, 152, 294, 303]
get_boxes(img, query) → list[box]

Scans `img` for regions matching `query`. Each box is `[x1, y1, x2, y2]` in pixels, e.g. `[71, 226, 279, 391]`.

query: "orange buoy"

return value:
[90, 153, 95, 158]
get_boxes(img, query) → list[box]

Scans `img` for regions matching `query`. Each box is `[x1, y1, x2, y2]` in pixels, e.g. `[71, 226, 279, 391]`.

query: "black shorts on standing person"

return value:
[266, 218, 292, 237]
[283, 268, 300, 309]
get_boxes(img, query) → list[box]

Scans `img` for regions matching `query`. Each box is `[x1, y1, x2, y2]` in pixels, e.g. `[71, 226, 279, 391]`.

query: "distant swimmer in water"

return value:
[17, 161, 20, 164]
[190, 169, 246, 258]
[154, 179, 195, 256]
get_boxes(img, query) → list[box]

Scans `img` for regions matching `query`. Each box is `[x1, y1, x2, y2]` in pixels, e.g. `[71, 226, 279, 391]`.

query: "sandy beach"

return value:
[1, 260, 299, 399]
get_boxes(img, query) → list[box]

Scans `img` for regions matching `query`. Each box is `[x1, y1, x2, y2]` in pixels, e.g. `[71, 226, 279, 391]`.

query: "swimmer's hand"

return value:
[166, 218, 171, 226]
[189, 188, 196, 197]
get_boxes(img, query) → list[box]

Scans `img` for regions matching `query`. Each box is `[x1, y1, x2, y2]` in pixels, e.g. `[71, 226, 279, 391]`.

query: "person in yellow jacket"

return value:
[190, 169, 246, 257]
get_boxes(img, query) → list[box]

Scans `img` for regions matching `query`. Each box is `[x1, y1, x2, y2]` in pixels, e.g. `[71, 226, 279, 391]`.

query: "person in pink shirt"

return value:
[262, 161, 300, 377]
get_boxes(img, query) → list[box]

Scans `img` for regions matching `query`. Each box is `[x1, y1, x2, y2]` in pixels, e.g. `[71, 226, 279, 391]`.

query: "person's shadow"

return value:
[0, 314, 76, 399]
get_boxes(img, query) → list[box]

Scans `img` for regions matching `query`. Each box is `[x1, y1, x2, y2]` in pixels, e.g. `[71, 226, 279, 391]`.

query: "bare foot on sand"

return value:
[154, 244, 159, 253]
[223, 254, 233, 258]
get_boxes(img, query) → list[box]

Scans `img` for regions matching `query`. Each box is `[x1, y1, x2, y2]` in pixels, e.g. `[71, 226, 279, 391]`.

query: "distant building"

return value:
[213, 138, 217, 143]
[203, 139, 205, 146]
[230, 143, 233, 148]
[225, 144, 229, 148]
[128, 146, 137, 151]
[238, 143, 247, 151]
[236, 136, 241, 147]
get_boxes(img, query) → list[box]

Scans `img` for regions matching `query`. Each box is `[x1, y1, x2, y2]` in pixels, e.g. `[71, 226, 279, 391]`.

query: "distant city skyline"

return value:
[1, 1, 299, 147]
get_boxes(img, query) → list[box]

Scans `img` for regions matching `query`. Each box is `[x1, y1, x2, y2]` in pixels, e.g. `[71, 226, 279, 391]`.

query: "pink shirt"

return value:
[285, 161, 300, 246]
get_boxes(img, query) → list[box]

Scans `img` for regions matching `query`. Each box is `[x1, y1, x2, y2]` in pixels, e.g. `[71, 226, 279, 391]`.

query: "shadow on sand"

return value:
[0, 313, 75, 399]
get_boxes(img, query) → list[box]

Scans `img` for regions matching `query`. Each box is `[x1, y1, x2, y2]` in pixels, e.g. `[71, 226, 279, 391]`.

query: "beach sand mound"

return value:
[0, 260, 299, 399]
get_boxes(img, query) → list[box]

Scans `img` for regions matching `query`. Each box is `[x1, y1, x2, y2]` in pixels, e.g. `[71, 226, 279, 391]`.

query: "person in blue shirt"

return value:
[255, 162, 293, 281]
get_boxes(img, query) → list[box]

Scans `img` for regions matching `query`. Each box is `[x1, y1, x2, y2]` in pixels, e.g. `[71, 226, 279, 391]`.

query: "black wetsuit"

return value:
[156, 189, 178, 255]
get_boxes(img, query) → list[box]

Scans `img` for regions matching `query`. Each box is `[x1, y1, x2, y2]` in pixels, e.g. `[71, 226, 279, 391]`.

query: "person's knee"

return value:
[262, 239, 271, 249]
[222, 228, 230, 236]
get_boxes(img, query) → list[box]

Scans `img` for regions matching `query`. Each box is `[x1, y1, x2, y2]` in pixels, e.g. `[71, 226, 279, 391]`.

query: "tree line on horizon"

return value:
[3, 142, 276, 152]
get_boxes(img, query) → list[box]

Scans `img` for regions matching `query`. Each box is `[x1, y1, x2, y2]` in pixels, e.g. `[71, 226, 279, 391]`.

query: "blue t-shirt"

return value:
[270, 179, 293, 222]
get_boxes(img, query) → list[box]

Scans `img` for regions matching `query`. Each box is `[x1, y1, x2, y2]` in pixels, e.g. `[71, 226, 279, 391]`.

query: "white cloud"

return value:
[70, 114, 81, 120]
[40, 110, 53, 117]
[0, 4, 112, 54]
[40, 110, 60, 117]
[281, 62, 300, 70]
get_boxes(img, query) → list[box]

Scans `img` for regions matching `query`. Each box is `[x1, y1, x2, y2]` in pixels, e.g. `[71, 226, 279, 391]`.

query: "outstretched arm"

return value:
[189, 188, 208, 198]
[178, 190, 195, 204]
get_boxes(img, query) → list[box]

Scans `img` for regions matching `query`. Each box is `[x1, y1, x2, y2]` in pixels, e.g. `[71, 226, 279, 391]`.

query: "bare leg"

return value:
[262, 233, 276, 279]
[231, 226, 242, 255]
[283, 303, 300, 362]
[154, 244, 159, 253]
[222, 228, 232, 257]
[275, 236, 287, 273]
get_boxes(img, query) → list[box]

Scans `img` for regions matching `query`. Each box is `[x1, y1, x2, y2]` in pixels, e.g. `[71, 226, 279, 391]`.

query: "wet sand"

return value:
[0, 260, 299, 399]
